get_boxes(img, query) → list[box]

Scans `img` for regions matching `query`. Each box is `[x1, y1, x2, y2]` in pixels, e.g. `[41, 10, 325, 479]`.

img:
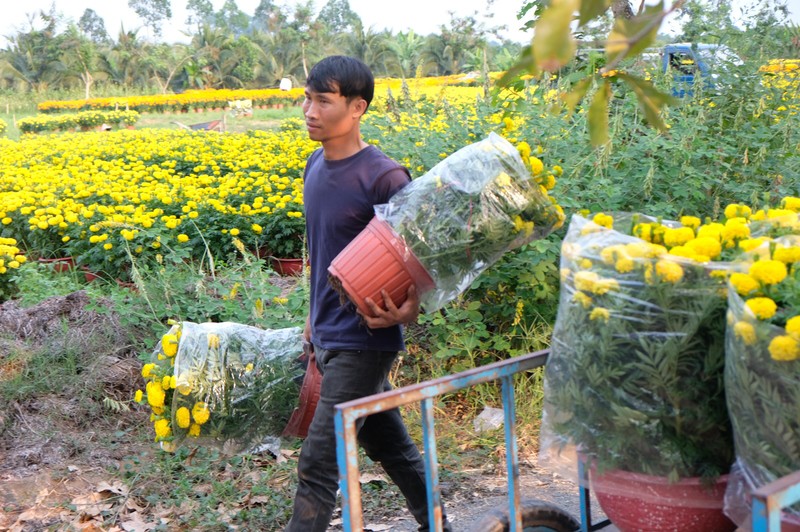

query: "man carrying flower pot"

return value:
[284, 55, 452, 532]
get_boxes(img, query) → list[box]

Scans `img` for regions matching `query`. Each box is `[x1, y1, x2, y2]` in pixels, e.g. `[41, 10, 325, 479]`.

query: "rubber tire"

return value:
[469, 498, 580, 532]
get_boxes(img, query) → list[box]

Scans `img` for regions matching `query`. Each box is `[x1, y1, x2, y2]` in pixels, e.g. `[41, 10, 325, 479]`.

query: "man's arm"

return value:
[359, 284, 420, 329]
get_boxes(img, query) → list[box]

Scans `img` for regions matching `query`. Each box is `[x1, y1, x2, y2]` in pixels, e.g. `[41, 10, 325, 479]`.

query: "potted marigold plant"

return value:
[135, 321, 307, 452]
[540, 212, 737, 532]
[723, 234, 800, 528]
[328, 132, 565, 315]
[254, 203, 306, 275]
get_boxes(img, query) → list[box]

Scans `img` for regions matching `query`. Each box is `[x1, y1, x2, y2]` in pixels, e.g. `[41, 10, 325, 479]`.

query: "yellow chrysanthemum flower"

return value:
[176, 407, 191, 429]
[729, 273, 760, 296]
[769, 335, 800, 361]
[745, 297, 778, 320]
[733, 321, 757, 346]
[748, 260, 787, 286]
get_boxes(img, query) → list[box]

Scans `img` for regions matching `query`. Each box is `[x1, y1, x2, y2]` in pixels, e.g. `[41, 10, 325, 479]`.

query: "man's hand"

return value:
[360, 284, 420, 329]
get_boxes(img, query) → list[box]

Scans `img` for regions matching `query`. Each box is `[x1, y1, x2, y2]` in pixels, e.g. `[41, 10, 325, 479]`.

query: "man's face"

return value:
[302, 84, 364, 143]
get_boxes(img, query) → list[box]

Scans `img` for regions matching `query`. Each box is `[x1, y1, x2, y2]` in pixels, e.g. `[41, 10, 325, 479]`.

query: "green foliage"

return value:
[0, 119, 6, 136]
[254, 205, 306, 258]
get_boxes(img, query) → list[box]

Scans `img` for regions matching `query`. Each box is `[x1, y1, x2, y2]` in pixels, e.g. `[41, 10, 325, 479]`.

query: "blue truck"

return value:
[661, 43, 741, 96]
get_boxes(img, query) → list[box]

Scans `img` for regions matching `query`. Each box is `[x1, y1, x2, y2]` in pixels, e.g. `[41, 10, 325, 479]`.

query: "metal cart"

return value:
[334, 349, 800, 531]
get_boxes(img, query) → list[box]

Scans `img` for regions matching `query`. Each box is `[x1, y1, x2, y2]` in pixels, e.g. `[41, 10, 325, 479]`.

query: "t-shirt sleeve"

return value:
[372, 166, 411, 205]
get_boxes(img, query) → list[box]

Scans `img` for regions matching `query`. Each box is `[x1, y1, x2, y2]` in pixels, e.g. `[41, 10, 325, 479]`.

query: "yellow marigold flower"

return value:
[680, 216, 701, 229]
[729, 273, 760, 296]
[162, 333, 178, 357]
[769, 335, 800, 361]
[593, 278, 619, 295]
[230, 228, 240, 236]
[786, 315, 800, 337]
[589, 307, 610, 322]
[572, 291, 592, 309]
[573, 271, 600, 292]
[697, 223, 724, 240]
[146, 380, 165, 408]
[176, 407, 191, 429]
[724, 203, 752, 219]
[516, 141, 531, 160]
[749, 260, 787, 286]
[685, 237, 721, 260]
[739, 238, 767, 253]
[177, 234, 189, 243]
[169, 375, 177, 389]
[721, 220, 750, 245]
[154, 418, 171, 440]
[615, 257, 635, 273]
[134, 389, 143, 403]
[668, 245, 698, 261]
[192, 402, 210, 425]
[579, 258, 592, 270]
[529, 156, 544, 175]
[600, 245, 625, 264]
[553, 165, 563, 176]
[773, 246, 800, 264]
[655, 260, 684, 283]
[188, 423, 201, 437]
[592, 212, 614, 228]
[632, 223, 652, 242]
[251, 223, 263, 234]
[141, 362, 156, 379]
[245, 363, 254, 372]
[208, 333, 220, 349]
[161, 375, 171, 390]
[781, 196, 800, 212]
[733, 321, 757, 346]
[663, 227, 694, 248]
[745, 297, 778, 320]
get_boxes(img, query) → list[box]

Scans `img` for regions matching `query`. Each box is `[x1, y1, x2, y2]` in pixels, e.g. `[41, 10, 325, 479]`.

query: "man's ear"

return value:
[352, 98, 368, 118]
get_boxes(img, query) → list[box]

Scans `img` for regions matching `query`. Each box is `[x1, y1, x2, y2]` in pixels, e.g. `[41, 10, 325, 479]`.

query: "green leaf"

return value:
[534, 0, 579, 72]
[578, 0, 610, 26]
[563, 76, 593, 116]
[618, 73, 677, 131]
[497, 45, 538, 87]
[605, 1, 664, 64]
[588, 81, 610, 146]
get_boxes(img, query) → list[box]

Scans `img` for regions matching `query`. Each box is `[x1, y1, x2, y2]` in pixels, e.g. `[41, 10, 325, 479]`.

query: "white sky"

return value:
[1, 0, 800, 47]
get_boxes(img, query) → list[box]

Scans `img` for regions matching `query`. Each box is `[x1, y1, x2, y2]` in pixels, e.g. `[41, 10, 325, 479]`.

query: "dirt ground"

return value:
[0, 292, 604, 531]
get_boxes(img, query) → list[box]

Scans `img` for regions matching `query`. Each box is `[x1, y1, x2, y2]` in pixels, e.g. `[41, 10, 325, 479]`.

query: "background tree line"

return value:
[0, 0, 797, 100]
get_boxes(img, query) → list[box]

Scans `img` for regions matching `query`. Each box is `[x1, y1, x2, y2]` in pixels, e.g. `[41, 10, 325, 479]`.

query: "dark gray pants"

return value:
[285, 347, 451, 532]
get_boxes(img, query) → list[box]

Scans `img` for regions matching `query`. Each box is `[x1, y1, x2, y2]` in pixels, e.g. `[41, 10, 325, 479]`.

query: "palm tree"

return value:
[338, 22, 391, 74]
[385, 31, 425, 78]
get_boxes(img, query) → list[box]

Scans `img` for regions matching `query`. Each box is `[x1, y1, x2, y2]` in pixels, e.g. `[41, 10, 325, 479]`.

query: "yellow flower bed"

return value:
[0, 128, 316, 275]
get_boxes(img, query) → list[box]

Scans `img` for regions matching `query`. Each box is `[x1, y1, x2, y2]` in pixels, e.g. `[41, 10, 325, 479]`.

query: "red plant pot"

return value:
[328, 217, 434, 318]
[282, 349, 322, 439]
[591, 468, 735, 532]
[81, 267, 101, 283]
[270, 257, 306, 276]
[38, 256, 75, 273]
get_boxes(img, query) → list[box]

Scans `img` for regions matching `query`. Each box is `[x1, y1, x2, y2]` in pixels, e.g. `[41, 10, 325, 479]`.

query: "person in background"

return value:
[284, 55, 452, 532]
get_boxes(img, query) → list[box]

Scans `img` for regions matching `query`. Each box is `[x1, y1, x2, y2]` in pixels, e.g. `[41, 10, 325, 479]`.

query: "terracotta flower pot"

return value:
[38, 256, 75, 273]
[81, 267, 101, 283]
[270, 257, 306, 276]
[590, 468, 735, 532]
[282, 348, 322, 439]
[328, 217, 435, 317]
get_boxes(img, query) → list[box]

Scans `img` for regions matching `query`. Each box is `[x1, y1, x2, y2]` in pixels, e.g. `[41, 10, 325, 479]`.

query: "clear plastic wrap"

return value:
[539, 213, 735, 485]
[723, 237, 800, 526]
[374, 132, 564, 311]
[138, 322, 304, 453]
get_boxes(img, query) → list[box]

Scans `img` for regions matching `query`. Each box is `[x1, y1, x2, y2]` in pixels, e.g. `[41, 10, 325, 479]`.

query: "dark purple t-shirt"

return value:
[303, 145, 411, 351]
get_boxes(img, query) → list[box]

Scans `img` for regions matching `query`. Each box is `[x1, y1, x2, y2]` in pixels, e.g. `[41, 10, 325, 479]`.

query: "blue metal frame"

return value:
[751, 470, 800, 531]
[334, 349, 550, 532]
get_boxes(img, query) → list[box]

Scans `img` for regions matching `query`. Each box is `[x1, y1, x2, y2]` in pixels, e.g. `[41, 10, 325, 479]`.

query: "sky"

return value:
[2, 0, 800, 47]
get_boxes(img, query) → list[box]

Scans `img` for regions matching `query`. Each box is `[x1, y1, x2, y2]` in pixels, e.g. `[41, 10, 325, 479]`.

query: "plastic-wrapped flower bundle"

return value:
[372, 132, 565, 311]
[723, 236, 800, 526]
[540, 212, 735, 481]
[136, 322, 304, 453]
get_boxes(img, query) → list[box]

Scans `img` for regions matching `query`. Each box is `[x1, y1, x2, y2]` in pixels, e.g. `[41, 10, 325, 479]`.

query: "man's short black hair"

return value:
[306, 56, 374, 110]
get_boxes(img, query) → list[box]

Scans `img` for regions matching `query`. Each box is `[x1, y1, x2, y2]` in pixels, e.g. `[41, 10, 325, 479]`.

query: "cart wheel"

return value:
[469, 498, 580, 532]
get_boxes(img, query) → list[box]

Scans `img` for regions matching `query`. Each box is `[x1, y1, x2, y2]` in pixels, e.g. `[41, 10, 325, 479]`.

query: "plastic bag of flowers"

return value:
[329, 132, 565, 315]
[722, 236, 800, 527]
[539, 212, 736, 488]
[136, 321, 304, 453]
